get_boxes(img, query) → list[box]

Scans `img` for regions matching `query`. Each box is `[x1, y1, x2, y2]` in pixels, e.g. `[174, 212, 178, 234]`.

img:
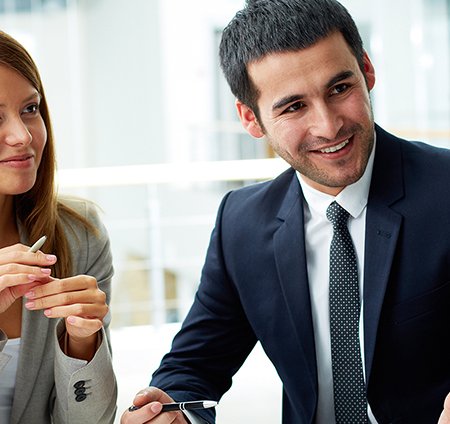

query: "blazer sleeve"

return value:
[51, 199, 117, 424]
[150, 192, 258, 423]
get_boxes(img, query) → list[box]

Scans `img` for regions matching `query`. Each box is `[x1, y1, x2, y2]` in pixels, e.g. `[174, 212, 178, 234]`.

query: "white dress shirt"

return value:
[298, 135, 378, 423]
[0, 338, 20, 423]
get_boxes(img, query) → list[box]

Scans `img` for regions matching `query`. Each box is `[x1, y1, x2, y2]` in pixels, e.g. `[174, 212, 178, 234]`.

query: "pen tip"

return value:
[203, 401, 218, 408]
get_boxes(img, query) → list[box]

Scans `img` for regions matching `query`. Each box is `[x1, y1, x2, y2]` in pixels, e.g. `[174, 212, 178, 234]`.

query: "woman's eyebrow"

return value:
[0, 91, 41, 108]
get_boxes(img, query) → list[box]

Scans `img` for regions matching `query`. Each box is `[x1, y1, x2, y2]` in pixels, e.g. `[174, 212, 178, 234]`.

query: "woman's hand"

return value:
[0, 243, 56, 313]
[24, 274, 108, 361]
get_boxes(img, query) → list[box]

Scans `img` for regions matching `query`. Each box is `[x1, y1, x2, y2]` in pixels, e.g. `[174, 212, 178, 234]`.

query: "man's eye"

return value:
[284, 101, 305, 113]
[330, 83, 349, 95]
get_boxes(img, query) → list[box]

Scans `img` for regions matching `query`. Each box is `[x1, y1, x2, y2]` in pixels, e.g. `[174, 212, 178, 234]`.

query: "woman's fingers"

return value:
[43, 303, 108, 320]
[0, 244, 56, 313]
[0, 245, 57, 267]
[24, 275, 108, 320]
[0, 244, 56, 291]
[25, 275, 98, 298]
[11, 281, 42, 299]
[0, 268, 52, 290]
[23, 274, 108, 342]
[65, 316, 104, 338]
[25, 285, 104, 308]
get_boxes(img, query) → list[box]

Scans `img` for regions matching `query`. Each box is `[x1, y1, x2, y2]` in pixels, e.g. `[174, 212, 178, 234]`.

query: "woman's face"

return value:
[0, 64, 47, 198]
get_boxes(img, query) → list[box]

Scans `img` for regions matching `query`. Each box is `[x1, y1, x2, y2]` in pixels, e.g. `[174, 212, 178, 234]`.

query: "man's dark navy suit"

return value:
[151, 125, 450, 423]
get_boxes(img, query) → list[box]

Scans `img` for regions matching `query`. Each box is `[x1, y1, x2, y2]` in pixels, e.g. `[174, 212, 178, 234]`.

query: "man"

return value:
[121, 0, 450, 422]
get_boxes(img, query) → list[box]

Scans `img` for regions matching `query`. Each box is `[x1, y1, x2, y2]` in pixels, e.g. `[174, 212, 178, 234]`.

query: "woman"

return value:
[0, 30, 116, 423]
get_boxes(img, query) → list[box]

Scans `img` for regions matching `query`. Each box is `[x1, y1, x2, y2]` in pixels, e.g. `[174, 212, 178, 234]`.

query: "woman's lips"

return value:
[0, 154, 34, 167]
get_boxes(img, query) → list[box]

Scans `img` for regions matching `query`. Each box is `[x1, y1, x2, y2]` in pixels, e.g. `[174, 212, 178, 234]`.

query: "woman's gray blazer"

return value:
[0, 198, 117, 423]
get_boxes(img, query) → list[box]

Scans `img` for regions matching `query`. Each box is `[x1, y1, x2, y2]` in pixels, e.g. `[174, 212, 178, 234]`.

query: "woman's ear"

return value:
[236, 100, 265, 139]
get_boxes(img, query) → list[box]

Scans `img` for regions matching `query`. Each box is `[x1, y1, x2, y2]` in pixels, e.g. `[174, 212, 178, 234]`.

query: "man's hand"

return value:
[121, 387, 189, 423]
[438, 393, 450, 424]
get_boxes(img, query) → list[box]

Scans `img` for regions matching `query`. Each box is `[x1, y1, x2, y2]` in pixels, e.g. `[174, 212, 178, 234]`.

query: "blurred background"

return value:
[1, 0, 449, 422]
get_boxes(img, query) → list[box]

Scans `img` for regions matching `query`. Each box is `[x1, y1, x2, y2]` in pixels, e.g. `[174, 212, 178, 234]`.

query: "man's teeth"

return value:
[320, 139, 350, 153]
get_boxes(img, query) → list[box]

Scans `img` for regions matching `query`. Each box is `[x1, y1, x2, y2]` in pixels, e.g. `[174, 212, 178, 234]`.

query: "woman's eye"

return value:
[330, 83, 349, 95]
[23, 103, 39, 114]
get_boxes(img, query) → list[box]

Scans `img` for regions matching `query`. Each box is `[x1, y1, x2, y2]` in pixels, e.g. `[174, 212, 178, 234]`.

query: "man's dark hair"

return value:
[219, 0, 364, 119]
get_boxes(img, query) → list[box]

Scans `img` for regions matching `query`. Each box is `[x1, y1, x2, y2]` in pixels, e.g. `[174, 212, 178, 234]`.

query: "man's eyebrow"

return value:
[271, 71, 356, 112]
[272, 94, 304, 112]
[326, 70, 355, 88]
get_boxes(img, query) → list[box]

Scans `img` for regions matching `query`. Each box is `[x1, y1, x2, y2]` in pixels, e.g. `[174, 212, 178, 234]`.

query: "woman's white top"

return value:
[0, 338, 21, 422]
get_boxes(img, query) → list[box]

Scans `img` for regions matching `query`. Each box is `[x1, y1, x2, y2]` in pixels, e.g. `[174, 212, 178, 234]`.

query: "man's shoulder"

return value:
[225, 167, 297, 206]
[216, 167, 299, 231]
[377, 124, 450, 161]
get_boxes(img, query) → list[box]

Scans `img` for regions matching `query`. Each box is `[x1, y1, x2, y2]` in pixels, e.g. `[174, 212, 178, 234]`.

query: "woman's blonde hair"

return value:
[0, 30, 94, 277]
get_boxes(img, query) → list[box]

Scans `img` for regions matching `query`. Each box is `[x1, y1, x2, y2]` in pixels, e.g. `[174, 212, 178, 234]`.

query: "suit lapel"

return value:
[270, 127, 406, 395]
[273, 173, 317, 393]
[363, 126, 404, 382]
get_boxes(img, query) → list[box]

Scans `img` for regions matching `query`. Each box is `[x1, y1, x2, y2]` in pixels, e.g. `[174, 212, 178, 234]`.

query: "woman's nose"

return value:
[1, 116, 32, 146]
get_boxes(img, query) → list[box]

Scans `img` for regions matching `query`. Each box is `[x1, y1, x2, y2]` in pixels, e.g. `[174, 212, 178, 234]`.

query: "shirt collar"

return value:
[297, 132, 376, 219]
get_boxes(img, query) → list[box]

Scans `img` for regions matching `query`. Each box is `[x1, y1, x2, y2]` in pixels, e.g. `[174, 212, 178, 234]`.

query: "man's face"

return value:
[237, 31, 376, 196]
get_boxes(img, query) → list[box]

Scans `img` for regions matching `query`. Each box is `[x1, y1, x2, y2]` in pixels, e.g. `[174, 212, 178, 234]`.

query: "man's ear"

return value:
[236, 100, 265, 139]
[362, 51, 376, 91]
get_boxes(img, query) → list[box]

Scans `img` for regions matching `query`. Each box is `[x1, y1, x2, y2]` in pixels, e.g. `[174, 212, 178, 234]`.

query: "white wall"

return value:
[111, 324, 282, 424]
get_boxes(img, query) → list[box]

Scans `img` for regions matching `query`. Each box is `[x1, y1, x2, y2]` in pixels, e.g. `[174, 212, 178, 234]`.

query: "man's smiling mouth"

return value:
[319, 139, 350, 153]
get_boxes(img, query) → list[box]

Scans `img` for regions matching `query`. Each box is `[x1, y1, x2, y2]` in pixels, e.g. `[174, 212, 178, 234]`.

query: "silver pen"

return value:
[128, 400, 218, 412]
[28, 235, 47, 253]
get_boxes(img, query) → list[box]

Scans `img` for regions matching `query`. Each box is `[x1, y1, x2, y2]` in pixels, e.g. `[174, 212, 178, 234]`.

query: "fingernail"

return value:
[45, 254, 57, 262]
[67, 316, 76, 324]
[25, 291, 35, 299]
[150, 403, 162, 414]
[41, 268, 51, 275]
[25, 301, 35, 309]
[44, 309, 52, 316]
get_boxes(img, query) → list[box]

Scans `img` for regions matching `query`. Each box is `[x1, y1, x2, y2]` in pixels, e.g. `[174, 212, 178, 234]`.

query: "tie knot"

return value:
[326, 201, 349, 227]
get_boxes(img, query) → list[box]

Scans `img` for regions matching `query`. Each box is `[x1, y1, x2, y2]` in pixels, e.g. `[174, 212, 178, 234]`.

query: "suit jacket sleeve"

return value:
[150, 191, 259, 423]
[51, 199, 117, 424]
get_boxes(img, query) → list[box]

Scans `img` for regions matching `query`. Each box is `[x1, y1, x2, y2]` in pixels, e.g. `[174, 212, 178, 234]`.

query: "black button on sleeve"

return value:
[74, 381, 85, 389]
[75, 394, 87, 402]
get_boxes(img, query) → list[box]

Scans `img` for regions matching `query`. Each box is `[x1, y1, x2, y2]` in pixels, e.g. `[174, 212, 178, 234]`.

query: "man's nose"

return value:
[307, 103, 343, 141]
